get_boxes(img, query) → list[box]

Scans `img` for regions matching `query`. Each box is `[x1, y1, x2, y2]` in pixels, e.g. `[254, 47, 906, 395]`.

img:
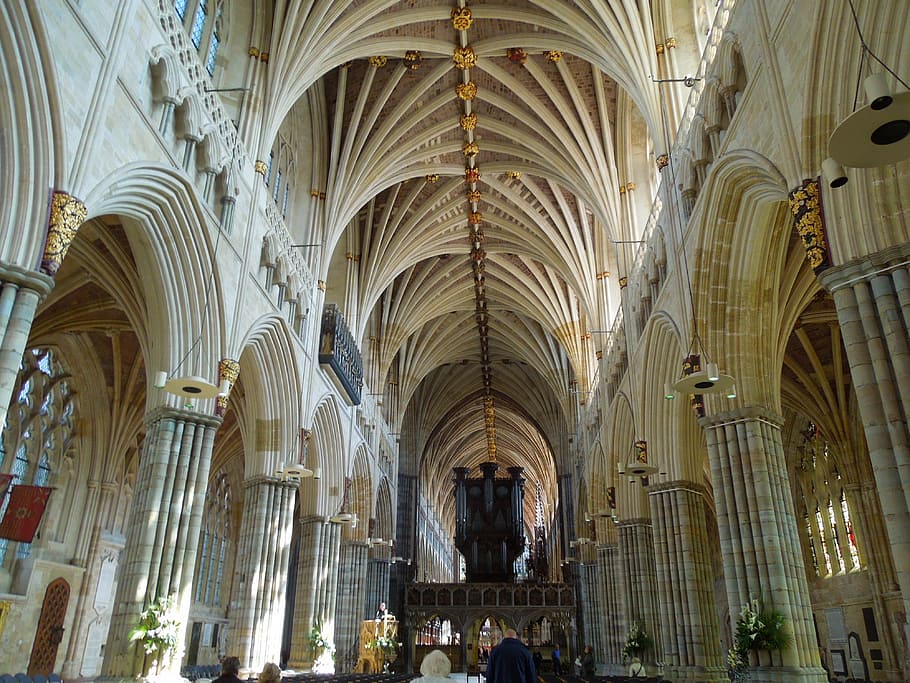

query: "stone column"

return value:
[287, 516, 341, 670]
[229, 476, 296, 670]
[596, 543, 625, 673]
[102, 407, 221, 678]
[0, 263, 54, 431]
[649, 480, 725, 683]
[701, 408, 827, 682]
[334, 539, 369, 672]
[617, 520, 661, 670]
[819, 254, 910, 673]
[366, 544, 391, 621]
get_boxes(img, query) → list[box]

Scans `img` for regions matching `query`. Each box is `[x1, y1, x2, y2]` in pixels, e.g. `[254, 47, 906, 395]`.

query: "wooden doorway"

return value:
[28, 577, 70, 676]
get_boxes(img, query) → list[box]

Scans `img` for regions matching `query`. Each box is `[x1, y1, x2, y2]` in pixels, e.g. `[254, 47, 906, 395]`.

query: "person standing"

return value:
[581, 646, 595, 678]
[486, 629, 536, 683]
[375, 601, 389, 620]
[551, 644, 562, 675]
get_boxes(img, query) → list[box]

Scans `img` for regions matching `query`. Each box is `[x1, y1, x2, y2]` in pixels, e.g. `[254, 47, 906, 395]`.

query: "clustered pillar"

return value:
[617, 519, 661, 668]
[334, 539, 369, 672]
[229, 476, 297, 670]
[596, 542, 625, 672]
[701, 408, 826, 682]
[820, 257, 910, 667]
[103, 407, 221, 678]
[649, 480, 725, 682]
[288, 516, 341, 669]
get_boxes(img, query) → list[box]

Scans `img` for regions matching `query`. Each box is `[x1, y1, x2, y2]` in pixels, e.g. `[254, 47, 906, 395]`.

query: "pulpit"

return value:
[358, 616, 399, 672]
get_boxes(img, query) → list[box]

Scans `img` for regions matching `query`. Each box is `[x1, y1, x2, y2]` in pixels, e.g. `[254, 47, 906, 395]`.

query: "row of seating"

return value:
[182, 665, 223, 680]
[0, 675, 63, 683]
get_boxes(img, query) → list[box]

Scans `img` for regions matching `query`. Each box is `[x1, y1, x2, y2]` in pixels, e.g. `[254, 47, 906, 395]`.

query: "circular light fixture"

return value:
[625, 461, 657, 477]
[673, 370, 735, 396]
[828, 91, 910, 167]
[329, 512, 356, 525]
[164, 375, 220, 399]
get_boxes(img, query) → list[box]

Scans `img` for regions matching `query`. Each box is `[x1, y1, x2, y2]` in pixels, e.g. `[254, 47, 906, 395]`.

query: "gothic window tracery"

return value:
[194, 470, 232, 607]
[0, 349, 75, 565]
[175, 0, 225, 76]
[793, 421, 863, 578]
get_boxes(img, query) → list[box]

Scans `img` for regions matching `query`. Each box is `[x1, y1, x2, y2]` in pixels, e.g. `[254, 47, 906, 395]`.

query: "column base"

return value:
[661, 664, 729, 682]
[737, 665, 828, 682]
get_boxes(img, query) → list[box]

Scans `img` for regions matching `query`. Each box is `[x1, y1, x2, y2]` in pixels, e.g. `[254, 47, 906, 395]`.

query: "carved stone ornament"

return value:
[403, 50, 422, 70]
[619, 276, 628, 288]
[425, 174, 439, 183]
[467, 189, 482, 202]
[507, 48, 528, 65]
[469, 212, 483, 225]
[460, 113, 478, 130]
[545, 50, 563, 63]
[215, 358, 240, 417]
[368, 55, 388, 67]
[453, 46, 477, 70]
[41, 191, 87, 276]
[656, 153, 670, 170]
[455, 81, 478, 100]
[788, 178, 831, 273]
[465, 167, 481, 183]
[451, 7, 473, 31]
[463, 141, 480, 157]
[254, 160, 268, 176]
[506, 170, 522, 180]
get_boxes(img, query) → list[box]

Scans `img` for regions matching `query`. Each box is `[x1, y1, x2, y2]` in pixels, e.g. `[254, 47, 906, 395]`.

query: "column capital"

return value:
[144, 404, 224, 428]
[242, 473, 298, 491]
[818, 242, 910, 292]
[646, 479, 707, 497]
[698, 405, 783, 430]
[0, 261, 54, 296]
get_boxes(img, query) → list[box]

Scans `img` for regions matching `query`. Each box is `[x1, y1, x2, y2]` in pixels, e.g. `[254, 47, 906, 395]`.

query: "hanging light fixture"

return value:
[650, 69, 737, 404]
[824, 0, 910, 187]
[276, 428, 315, 481]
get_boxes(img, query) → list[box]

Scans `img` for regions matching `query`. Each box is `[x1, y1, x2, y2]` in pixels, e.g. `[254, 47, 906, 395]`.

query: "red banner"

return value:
[0, 484, 53, 543]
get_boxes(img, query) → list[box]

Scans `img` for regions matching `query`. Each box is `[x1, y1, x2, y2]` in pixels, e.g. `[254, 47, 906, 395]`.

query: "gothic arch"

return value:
[0, 2, 66, 267]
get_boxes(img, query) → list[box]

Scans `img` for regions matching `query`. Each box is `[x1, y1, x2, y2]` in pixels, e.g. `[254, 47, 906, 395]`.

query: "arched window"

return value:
[194, 470, 232, 607]
[793, 421, 863, 577]
[264, 137, 296, 219]
[175, 0, 226, 76]
[0, 349, 76, 565]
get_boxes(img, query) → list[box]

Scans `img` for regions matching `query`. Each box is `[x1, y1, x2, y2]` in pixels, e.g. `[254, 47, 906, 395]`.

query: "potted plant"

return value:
[128, 595, 181, 677]
[727, 598, 792, 680]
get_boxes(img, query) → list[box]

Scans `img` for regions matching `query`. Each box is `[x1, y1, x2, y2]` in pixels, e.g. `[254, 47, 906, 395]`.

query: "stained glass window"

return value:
[190, 0, 207, 49]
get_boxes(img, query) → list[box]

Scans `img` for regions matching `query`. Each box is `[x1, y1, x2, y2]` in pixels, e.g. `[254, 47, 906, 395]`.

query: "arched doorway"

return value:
[28, 577, 70, 675]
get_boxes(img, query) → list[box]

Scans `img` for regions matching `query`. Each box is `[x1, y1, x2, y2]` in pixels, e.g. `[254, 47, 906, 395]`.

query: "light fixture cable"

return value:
[846, 0, 910, 112]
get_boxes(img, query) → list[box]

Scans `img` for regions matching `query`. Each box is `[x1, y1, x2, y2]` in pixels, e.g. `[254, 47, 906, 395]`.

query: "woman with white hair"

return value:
[417, 649, 452, 683]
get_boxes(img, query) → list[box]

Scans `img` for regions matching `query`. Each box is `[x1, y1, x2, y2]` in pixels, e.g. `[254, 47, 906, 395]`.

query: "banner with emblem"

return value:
[0, 485, 54, 543]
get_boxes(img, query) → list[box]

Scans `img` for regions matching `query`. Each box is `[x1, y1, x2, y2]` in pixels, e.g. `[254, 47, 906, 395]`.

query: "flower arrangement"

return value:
[622, 622, 653, 660]
[128, 595, 181, 673]
[309, 619, 334, 656]
[728, 598, 792, 680]
[366, 635, 400, 654]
